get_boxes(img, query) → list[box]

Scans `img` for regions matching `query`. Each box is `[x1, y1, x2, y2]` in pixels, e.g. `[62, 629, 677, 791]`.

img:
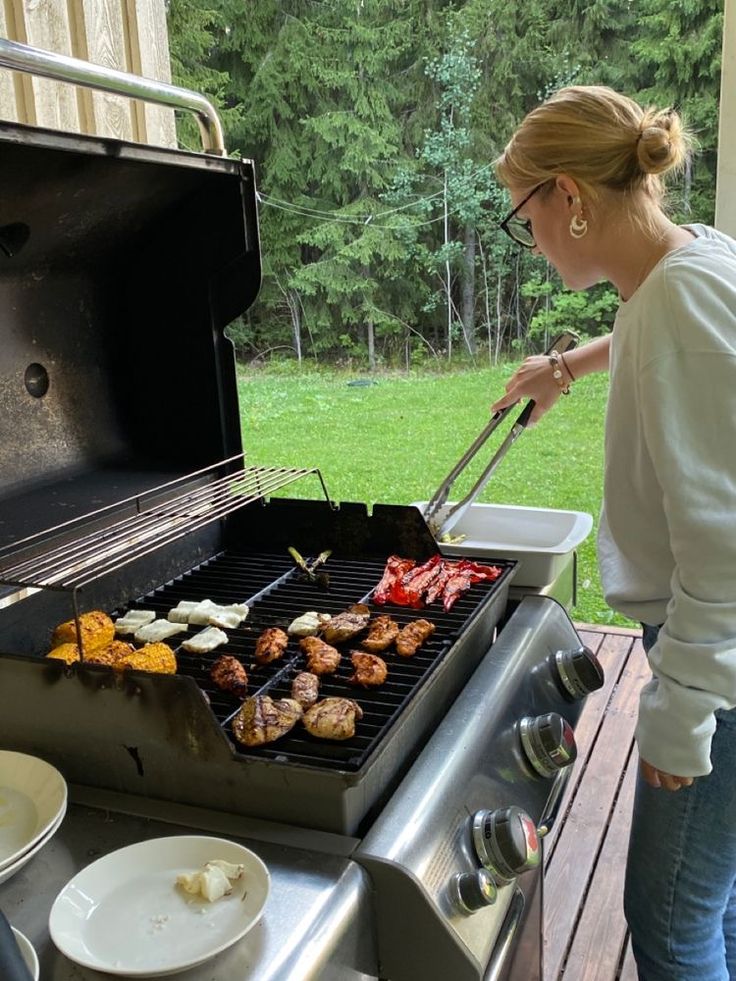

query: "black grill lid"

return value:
[0, 121, 261, 547]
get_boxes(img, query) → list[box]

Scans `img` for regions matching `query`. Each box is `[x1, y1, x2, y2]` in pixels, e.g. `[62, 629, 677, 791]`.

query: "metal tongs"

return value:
[423, 330, 580, 540]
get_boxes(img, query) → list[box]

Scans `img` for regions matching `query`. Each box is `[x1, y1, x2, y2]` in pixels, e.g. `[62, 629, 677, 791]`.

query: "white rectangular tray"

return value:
[413, 502, 593, 587]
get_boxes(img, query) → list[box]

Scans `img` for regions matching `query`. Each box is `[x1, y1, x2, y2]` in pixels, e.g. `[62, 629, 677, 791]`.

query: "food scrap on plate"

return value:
[176, 858, 245, 902]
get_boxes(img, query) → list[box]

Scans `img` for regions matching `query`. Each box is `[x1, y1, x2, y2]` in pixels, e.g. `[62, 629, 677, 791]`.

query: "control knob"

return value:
[553, 645, 604, 700]
[472, 805, 541, 880]
[451, 869, 498, 914]
[519, 712, 577, 777]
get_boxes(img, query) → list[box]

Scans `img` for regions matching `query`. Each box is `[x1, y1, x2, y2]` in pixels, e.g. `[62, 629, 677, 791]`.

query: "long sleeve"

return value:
[634, 267, 736, 775]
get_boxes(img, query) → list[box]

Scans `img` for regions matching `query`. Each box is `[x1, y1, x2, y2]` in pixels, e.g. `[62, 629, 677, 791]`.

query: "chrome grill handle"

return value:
[0, 37, 226, 155]
[537, 765, 574, 838]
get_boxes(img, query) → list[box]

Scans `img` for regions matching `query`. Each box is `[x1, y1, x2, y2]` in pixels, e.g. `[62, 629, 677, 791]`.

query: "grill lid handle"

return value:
[0, 37, 226, 156]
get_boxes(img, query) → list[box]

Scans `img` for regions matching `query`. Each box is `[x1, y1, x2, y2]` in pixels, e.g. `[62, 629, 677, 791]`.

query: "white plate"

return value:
[11, 927, 40, 981]
[0, 800, 67, 886]
[0, 751, 68, 871]
[49, 835, 270, 977]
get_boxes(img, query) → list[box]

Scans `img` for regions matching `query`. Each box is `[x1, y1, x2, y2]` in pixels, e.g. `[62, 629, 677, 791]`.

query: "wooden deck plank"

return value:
[560, 752, 638, 981]
[544, 632, 638, 861]
[619, 941, 638, 981]
[543, 635, 650, 981]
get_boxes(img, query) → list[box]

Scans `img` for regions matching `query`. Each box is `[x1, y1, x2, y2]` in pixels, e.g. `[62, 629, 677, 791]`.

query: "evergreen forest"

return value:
[166, 0, 724, 369]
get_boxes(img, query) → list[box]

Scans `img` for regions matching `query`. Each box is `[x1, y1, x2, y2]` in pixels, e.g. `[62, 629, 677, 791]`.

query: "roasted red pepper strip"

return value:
[373, 555, 504, 610]
[373, 555, 416, 605]
[399, 555, 443, 606]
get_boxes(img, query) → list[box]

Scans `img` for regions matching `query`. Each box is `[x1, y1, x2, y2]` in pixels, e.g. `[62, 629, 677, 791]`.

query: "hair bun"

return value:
[636, 108, 688, 175]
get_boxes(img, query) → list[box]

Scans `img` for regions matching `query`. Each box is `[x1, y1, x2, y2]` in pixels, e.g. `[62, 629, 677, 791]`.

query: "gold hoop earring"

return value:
[569, 213, 588, 239]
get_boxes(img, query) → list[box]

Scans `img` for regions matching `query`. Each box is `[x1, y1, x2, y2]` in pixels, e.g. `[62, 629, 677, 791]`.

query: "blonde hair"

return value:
[495, 85, 694, 215]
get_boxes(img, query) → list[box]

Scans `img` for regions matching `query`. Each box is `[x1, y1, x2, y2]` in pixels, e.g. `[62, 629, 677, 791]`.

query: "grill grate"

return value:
[124, 549, 515, 772]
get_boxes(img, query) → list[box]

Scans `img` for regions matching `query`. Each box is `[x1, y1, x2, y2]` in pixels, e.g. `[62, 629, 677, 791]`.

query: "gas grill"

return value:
[0, 39, 604, 981]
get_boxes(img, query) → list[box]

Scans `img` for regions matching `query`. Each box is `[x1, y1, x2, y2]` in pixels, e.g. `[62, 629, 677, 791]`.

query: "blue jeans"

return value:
[624, 623, 736, 980]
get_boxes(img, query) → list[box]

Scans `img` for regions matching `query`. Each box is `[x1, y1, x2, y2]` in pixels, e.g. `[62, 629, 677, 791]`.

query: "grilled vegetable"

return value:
[51, 610, 114, 653]
[120, 643, 177, 674]
[288, 546, 332, 588]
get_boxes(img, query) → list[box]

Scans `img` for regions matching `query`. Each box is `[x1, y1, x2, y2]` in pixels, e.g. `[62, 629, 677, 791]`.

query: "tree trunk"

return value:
[367, 319, 375, 370]
[462, 222, 476, 355]
[444, 170, 452, 360]
[361, 264, 375, 370]
[288, 288, 302, 364]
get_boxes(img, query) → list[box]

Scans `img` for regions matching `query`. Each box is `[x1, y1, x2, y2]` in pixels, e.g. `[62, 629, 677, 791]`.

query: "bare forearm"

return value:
[563, 334, 611, 380]
[491, 333, 611, 423]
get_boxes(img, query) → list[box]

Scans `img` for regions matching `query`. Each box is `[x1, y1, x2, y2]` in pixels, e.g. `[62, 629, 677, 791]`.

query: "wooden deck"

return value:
[543, 622, 646, 981]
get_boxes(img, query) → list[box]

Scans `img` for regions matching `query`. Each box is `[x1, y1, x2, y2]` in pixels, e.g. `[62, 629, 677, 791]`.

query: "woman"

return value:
[491, 85, 736, 981]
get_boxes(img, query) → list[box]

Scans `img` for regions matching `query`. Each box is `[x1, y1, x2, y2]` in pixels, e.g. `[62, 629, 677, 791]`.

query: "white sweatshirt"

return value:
[598, 223, 736, 777]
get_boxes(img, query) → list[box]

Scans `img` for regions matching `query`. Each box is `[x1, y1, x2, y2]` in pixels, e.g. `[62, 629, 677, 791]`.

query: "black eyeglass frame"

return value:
[499, 183, 545, 249]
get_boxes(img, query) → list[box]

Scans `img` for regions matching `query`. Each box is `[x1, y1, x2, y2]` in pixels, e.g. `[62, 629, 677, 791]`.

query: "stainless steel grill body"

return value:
[0, 87, 597, 981]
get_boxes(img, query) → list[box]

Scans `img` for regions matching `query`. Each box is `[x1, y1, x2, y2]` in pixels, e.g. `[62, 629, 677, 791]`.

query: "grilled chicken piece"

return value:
[120, 643, 177, 674]
[395, 618, 436, 657]
[349, 651, 388, 687]
[321, 604, 371, 645]
[51, 610, 115, 654]
[303, 698, 363, 741]
[210, 654, 248, 698]
[232, 695, 303, 747]
[291, 671, 320, 709]
[361, 615, 400, 653]
[254, 627, 289, 665]
[299, 636, 342, 675]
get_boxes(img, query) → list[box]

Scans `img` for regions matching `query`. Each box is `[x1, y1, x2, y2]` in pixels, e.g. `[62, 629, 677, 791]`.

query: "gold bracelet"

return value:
[547, 351, 571, 395]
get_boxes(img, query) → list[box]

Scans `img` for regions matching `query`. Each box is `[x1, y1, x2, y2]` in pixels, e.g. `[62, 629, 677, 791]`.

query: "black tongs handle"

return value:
[423, 330, 578, 536]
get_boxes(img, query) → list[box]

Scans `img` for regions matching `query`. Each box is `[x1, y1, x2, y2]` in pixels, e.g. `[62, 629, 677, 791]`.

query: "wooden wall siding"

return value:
[0, 0, 176, 147]
[0, 2, 15, 119]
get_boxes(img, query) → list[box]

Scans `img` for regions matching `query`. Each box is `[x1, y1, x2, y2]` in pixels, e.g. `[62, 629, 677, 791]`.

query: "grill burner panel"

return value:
[126, 549, 516, 772]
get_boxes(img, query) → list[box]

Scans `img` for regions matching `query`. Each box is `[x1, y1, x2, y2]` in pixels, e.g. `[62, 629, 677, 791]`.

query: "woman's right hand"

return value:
[490, 354, 565, 425]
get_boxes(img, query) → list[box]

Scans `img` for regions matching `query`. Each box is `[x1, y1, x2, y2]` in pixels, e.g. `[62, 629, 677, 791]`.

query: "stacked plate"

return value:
[0, 750, 68, 887]
[11, 926, 40, 980]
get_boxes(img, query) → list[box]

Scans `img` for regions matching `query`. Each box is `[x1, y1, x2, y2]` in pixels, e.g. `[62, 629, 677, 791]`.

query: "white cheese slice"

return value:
[188, 600, 221, 626]
[114, 610, 157, 635]
[167, 600, 200, 623]
[181, 626, 229, 654]
[207, 610, 243, 630]
[133, 619, 187, 643]
[287, 611, 332, 637]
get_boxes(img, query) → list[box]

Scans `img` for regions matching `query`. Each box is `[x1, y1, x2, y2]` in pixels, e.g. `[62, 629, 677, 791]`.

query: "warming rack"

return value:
[0, 455, 332, 594]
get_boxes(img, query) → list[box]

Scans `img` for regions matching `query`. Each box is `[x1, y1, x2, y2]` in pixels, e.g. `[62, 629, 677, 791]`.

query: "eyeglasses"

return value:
[499, 183, 545, 249]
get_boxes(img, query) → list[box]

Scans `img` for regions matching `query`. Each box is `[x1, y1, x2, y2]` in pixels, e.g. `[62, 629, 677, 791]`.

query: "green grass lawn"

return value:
[235, 363, 635, 628]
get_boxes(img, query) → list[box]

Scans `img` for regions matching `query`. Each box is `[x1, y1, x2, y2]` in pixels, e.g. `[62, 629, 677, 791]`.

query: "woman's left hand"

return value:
[640, 758, 694, 791]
